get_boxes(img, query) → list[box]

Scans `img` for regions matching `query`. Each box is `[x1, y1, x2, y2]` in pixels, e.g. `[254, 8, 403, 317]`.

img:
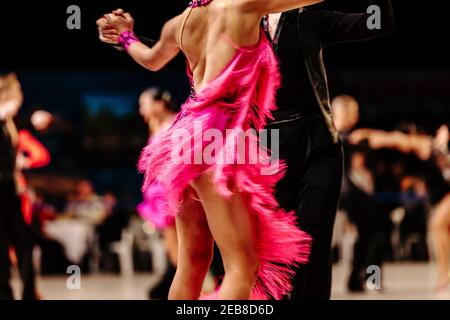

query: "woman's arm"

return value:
[100, 12, 181, 72]
[349, 128, 433, 161]
[97, 13, 186, 72]
[4, 117, 19, 148]
[241, 0, 323, 15]
[17, 129, 51, 169]
[127, 18, 181, 71]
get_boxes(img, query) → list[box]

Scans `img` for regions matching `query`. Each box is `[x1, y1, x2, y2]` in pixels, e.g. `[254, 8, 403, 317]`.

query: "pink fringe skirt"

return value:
[138, 100, 312, 299]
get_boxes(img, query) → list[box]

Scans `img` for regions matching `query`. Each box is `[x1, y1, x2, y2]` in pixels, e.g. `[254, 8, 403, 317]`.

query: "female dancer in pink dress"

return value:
[137, 88, 177, 232]
[99, 0, 322, 300]
[136, 88, 179, 299]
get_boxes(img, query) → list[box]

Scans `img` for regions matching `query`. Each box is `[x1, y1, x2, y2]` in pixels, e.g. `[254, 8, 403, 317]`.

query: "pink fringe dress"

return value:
[138, 23, 312, 299]
[137, 134, 175, 230]
[137, 182, 175, 230]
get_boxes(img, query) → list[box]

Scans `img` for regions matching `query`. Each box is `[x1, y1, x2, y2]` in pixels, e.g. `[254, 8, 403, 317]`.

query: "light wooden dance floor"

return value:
[9, 262, 449, 300]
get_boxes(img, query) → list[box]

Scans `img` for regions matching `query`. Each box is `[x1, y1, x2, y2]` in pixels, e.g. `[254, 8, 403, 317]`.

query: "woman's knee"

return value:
[182, 244, 213, 269]
[245, 254, 260, 279]
[226, 250, 260, 279]
[190, 171, 215, 196]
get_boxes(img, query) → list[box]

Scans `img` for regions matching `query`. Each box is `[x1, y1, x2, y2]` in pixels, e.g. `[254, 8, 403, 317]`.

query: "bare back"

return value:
[175, 0, 261, 93]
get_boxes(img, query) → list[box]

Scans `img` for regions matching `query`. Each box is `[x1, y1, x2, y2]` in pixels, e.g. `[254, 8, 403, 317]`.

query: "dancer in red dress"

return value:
[98, 0, 322, 300]
[16, 125, 51, 225]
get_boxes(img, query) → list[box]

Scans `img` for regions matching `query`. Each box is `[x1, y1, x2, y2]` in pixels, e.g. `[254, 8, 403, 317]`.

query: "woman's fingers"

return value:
[104, 35, 119, 42]
[98, 9, 132, 38]
[101, 23, 116, 29]
[101, 29, 119, 36]
[96, 17, 108, 27]
[99, 34, 119, 44]
[104, 13, 116, 22]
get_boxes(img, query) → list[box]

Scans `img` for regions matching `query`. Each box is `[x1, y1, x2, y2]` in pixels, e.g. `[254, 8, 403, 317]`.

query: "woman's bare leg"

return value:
[163, 226, 178, 266]
[168, 190, 214, 300]
[430, 194, 450, 289]
[191, 172, 259, 300]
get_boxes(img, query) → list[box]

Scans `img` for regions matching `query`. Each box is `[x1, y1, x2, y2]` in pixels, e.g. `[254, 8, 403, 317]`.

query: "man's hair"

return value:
[0, 73, 17, 93]
[331, 95, 359, 109]
[0, 73, 21, 106]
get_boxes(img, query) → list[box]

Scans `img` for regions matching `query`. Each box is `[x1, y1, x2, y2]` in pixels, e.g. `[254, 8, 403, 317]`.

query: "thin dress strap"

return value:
[189, 0, 214, 8]
[180, 0, 215, 53]
[178, 7, 194, 54]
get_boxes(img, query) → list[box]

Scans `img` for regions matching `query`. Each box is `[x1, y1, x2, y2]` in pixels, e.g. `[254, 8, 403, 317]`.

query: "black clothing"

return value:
[340, 143, 401, 290]
[0, 121, 37, 300]
[340, 177, 392, 291]
[269, 1, 395, 142]
[0, 179, 37, 300]
[419, 158, 450, 206]
[267, 112, 343, 299]
[264, 1, 394, 299]
[97, 207, 129, 250]
[265, 14, 317, 113]
[400, 191, 429, 261]
[148, 261, 177, 300]
[0, 121, 16, 180]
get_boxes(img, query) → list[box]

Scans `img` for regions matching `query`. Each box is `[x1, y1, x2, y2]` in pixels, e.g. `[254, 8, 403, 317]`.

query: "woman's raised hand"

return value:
[96, 9, 135, 44]
[96, 17, 119, 44]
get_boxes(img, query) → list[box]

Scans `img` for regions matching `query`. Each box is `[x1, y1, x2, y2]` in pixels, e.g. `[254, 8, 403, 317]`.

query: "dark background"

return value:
[1, 0, 449, 205]
[1, 0, 450, 70]
[2, 0, 450, 128]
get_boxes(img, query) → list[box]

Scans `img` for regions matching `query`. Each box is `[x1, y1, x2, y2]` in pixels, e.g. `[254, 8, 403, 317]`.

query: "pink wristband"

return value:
[118, 30, 139, 51]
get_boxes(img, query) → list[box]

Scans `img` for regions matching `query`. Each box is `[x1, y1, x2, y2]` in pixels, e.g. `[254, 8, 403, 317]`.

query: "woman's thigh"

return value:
[191, 172, 257, 264]
[176, 188, 214, 263]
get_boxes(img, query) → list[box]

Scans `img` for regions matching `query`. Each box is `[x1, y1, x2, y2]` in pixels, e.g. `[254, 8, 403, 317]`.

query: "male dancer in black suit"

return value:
[262, 0, 395, 299]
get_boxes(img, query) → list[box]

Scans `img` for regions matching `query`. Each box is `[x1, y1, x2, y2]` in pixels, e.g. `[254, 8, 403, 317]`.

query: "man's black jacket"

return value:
[292, 0, 395, 142]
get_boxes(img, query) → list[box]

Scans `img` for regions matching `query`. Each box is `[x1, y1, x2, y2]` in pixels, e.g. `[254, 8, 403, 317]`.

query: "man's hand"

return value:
[348, 128, 373, 144]
[433, 125, 449, 153]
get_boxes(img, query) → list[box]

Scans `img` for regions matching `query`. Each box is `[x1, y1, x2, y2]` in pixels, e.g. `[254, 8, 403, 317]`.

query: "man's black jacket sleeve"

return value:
[319, 0, 395, 47]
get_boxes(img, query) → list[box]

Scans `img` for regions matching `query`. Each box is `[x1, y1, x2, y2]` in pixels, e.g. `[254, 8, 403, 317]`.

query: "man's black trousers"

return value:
[267, 111, 343, 300]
